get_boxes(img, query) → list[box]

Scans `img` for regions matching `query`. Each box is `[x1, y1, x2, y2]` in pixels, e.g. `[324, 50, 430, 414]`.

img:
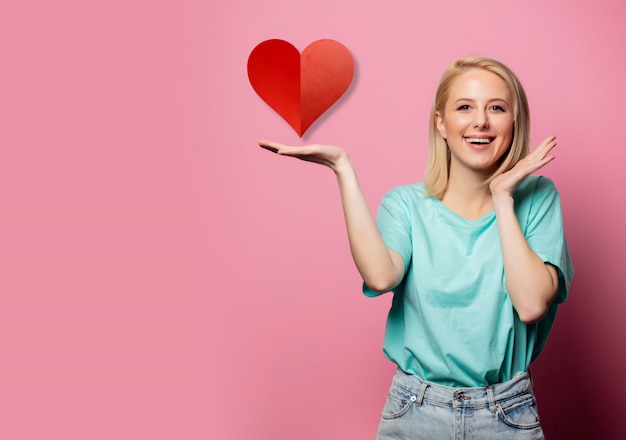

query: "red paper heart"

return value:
[247, 39, 354, 137]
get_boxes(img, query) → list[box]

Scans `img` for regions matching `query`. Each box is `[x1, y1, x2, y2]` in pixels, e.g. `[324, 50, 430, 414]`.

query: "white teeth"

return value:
[466, 138, 491, 144]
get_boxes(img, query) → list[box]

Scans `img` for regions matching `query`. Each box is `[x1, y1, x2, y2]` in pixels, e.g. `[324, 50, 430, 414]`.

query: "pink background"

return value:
[0, 0, 624, 438]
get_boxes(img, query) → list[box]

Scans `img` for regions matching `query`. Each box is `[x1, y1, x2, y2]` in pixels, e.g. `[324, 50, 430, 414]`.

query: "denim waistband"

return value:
[390, 368, 534, 412]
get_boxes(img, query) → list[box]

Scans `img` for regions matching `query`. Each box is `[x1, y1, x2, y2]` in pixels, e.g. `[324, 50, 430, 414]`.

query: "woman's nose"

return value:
[473, 111, 489, 129]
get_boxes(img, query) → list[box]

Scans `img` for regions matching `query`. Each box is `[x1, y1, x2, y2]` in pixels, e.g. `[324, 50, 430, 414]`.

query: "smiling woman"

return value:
[259, 55, 573, 440]
[426, 56, 530, 201]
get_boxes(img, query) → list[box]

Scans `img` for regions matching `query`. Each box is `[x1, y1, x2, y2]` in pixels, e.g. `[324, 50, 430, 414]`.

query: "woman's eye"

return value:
[491, 105, 505, 112]
[457, 105, 470, 111]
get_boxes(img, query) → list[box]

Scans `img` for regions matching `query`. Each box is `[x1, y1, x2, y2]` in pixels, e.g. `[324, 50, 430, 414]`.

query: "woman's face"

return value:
[436, 68, 514, 176]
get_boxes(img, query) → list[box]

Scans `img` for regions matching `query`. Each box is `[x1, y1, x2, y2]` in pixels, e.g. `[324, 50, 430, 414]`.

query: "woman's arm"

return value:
[259, 140, 405, 293]
[490, 136, 560, 323]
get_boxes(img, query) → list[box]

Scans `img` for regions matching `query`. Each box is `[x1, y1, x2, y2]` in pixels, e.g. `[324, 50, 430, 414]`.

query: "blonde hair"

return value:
[423, 55, 531, 199]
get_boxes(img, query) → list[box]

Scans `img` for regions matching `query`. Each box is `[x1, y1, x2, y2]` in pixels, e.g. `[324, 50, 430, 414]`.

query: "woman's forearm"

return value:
[333, 155, 405, 293]
[493, 194, 558, 323]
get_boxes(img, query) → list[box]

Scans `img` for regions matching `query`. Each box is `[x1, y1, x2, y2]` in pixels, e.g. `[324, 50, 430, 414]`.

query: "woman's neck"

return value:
[441, 163, 494, 220]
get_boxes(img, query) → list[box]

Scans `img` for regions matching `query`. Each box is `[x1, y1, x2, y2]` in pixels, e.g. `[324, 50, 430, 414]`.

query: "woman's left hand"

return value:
[489, 135, 557, 199]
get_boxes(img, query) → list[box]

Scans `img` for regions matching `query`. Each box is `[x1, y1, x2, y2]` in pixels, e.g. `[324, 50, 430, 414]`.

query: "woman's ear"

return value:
[435, 111, 446, 139]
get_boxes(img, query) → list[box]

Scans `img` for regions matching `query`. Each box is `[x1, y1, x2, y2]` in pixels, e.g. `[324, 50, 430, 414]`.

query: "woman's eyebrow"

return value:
[452, 97, 510, 104]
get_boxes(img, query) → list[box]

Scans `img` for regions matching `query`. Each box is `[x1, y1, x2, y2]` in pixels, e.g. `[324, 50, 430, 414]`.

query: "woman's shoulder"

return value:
[384, 182, 427, 201]
[514, 175, 563, 229]
[515, 175, 559, 200]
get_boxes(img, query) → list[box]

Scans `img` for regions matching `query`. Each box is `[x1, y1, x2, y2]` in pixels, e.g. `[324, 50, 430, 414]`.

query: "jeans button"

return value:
[455, 392, 470, 401]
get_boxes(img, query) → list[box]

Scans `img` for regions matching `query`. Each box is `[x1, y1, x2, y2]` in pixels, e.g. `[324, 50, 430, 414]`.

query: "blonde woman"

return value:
[259, 56, 573, 439]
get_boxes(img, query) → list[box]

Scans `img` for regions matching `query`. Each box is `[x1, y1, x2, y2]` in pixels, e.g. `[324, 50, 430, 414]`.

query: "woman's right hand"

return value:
[258, 140, 349, 173]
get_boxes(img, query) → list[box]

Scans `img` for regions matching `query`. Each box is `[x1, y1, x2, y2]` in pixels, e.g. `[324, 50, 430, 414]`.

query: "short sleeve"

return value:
[362, 188, 412, 297]
[515, 176, 574, 304]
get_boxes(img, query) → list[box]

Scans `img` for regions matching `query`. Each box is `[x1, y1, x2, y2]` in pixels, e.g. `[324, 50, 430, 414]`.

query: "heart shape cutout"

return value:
[247, 39, 354, 137]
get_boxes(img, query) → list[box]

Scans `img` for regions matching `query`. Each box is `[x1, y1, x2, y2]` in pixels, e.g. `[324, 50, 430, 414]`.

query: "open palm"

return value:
[259, 140, 348, 171]
[490, 136, 557, 197]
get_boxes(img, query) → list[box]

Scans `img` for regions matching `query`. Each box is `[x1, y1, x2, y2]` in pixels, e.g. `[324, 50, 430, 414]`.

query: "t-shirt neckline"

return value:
[430, 196, 495, 225]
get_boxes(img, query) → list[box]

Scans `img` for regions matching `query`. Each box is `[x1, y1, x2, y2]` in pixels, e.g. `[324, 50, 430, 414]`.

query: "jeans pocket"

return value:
[381, 386, 416, 420]
[496, 395, 541, 430]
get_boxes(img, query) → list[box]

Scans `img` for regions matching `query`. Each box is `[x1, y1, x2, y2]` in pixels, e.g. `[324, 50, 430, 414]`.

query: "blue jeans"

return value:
[376, 368, 545, 440]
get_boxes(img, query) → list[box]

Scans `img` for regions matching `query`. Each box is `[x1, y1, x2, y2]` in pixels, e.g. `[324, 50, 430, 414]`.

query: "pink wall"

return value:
[0, 0, 624, 438]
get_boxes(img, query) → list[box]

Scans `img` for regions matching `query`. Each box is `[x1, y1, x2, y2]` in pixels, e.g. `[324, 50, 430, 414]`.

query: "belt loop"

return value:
[487, 386, 496, 413]
[415, 382, 428, 406]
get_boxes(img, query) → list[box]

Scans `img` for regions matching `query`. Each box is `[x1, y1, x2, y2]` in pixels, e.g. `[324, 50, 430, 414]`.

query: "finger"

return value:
[524, 155, 555, 175]
[538, 136, 557, 153]
[527, 137, 556, 162]
[538, 142, 556, 161]
[258, 139, 291, 154]
[541, 136, 557, 152]
[276, 145, 314, 157]
[265, 144, 325, 163]
[259, 143, 279, 154]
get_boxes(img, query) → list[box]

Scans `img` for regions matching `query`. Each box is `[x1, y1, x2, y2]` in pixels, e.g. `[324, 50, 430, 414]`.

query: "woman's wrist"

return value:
[491, 191, 514, 212]
[332, 151, 353, 175]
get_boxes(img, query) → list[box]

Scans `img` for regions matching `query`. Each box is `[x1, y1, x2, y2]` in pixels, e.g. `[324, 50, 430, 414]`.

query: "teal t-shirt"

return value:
[363, 175, 573, 387]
